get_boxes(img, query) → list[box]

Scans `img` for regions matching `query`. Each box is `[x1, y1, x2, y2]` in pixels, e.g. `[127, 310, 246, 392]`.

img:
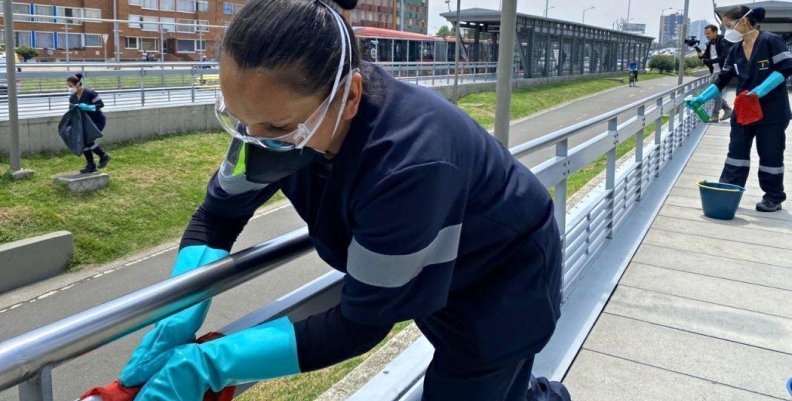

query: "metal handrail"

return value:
[0, 75, 713, 401]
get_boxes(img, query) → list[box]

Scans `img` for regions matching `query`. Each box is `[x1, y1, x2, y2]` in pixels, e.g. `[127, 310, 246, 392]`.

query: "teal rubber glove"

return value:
[134, 317, 301, 401]
[685, 84, 721, 109]
[749, 71, 785, 98]
[78, 103, 96, 112]
[119, 245, 229, 387]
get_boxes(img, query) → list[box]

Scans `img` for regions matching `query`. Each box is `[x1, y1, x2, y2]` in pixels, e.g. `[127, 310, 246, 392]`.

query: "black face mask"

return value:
[245, 144, 324, 184]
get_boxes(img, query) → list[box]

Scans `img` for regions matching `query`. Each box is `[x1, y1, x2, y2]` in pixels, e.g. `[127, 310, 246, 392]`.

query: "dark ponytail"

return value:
[221, 0, 360, 97]
[723, 6, 766, 26]
[66, 73, 83, 86]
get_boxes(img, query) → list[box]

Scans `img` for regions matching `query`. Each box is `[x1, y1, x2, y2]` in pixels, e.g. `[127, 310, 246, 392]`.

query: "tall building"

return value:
[690, 19, 710, 43]
[659, 13, 688, 46]
[348, 0, 427, 33]
[0, 0, 247, 61]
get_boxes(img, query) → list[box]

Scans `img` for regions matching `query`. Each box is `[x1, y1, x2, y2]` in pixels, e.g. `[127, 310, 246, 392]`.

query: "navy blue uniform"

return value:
[184, 64, 567, 400]
[716, 31, 792, 203]
[69, 88, 106, 131]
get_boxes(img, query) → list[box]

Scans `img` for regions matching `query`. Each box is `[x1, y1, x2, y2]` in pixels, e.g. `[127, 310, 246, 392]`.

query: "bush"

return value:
[685, 55, 704, 69]
[15, 45, 38, 61]
[648, 55, 676, 73]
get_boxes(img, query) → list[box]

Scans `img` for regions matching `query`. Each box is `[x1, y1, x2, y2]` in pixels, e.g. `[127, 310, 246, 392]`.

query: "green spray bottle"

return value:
[685, 96, 710, 123]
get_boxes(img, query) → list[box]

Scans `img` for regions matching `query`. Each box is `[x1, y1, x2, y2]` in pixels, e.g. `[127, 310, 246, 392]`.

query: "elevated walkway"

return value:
[564, 120, 792, 400]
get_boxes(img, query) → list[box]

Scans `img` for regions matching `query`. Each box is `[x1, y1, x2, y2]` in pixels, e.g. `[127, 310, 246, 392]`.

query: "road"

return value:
[0, 74, 691, 401]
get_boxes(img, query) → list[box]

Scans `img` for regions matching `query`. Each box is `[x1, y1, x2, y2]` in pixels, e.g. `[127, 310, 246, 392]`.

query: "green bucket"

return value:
[697, 180, 745, 220]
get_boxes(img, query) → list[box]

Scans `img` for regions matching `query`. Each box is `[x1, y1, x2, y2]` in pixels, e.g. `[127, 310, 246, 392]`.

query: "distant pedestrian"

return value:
[696, 24, 733, 121]
[67, 73, 111, 173]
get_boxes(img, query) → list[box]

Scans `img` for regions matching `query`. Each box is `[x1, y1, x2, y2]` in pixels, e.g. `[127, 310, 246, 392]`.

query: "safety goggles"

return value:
[214, 69, 357, 152]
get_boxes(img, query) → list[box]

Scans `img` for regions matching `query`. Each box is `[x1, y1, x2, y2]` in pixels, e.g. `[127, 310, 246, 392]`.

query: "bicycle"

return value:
[628, 71, 638, 87]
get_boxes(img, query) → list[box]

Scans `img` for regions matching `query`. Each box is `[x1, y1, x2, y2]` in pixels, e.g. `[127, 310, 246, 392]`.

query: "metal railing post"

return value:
[554, 138, 569, 258]
[655, 97, 663, 177]
[18, 366, 53, 401]
[667, 91, 676, 161]
[139, 66, 145, 107]
[606, 117, 617, 239]
[635, 105, 645, 201]
[191, 66, 196, 103]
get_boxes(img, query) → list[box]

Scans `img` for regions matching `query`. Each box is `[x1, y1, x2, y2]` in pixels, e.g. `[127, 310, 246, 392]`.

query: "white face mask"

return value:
[724, 10, 755, 43]
[67, 86, 77, 94]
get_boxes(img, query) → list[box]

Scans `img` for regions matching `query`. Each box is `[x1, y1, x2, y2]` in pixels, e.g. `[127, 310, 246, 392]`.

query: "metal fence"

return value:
[0, 74, 713, 401]
[0, 61, 501, 119]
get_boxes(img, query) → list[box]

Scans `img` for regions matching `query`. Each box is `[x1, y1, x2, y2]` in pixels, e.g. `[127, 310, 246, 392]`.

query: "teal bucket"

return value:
[697, 181, 745, 220]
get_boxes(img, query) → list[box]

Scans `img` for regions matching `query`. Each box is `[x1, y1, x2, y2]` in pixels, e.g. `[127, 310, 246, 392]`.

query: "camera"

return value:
[684, 36, 701, 51]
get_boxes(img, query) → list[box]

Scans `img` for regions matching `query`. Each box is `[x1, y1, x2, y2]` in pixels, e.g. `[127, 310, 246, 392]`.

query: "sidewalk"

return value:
[562, 118, 792, 400]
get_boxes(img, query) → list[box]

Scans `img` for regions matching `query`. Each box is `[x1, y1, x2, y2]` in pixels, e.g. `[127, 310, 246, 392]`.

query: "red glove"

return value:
[80, 333, 236, 401]
[734, 90, 763, 125]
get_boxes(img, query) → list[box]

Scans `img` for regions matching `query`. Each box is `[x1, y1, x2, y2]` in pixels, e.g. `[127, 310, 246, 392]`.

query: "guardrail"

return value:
[0, 74, 713, 401]
[0, 61, 502, 119]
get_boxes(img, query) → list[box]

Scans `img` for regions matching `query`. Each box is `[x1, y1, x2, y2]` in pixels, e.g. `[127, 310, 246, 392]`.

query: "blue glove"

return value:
[134, 317, 301, 401]
[77, 103, 96, 112]
[685, 84, 720, 109]
[749, 71, 785, 98]
[119, 245, 229, 387]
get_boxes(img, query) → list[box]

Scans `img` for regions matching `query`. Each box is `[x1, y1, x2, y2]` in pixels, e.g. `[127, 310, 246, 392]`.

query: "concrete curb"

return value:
[0, 231, 73, 294]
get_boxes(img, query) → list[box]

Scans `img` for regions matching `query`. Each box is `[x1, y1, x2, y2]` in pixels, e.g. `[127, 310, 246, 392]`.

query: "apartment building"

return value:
[347, 0, 427, 34]
[0, 0, 247, 61]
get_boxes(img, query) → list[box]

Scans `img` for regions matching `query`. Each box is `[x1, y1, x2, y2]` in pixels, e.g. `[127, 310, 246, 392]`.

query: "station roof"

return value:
[440, 8, 653, 40]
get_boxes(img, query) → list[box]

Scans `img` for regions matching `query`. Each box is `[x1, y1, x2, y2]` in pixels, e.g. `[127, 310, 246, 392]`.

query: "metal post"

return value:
[606, 117, 617, 238]
[3, 0, 31, 178]
[636, 105, 645, 200]
[554, 139, 568, 246]
[113, 0, 120, 61]
[677, 0, 690, 85]
[452, 0, 461, 103]
[64, 21, 70, 63]
[400, 0, 405, 31]
[655, 97, 663, 177]
[544, 0, 549, 18]
[18, 366, 53, 401]
[493, 0, 517, 146]
[159, 24, 164, 63]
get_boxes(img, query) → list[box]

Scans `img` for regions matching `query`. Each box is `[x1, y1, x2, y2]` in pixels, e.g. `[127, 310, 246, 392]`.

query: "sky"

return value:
[426, 0, 785, 39]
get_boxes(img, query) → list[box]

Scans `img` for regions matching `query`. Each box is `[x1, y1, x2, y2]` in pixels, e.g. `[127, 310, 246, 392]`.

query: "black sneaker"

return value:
[80, 164, 97, 174]
[756, 200, 782, 212]
[98, 154, 112, 168]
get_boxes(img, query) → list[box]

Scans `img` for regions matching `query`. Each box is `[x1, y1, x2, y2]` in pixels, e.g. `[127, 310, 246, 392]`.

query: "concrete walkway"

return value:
[562, 119, 792, 400]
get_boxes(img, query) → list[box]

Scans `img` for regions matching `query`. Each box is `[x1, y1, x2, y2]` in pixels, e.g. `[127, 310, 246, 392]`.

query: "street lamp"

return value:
[659, 7, 673, 47]
[582, 6, 594, 24]
[545, 6, 555, 18]
[543, 0, 551, 18]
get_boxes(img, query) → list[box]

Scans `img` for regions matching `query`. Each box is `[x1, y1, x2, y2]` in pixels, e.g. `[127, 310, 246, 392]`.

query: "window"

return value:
[160, 0, 175, 11]
[142, 0, 158, 10]
[84, 8, 101, 22]
[128, 14, 142, 29]
[35, 32, 54, 49]
[84, 34, 102, 47]
[223, 2, 233, 14]
[11, 3, 29, 21]
[177, 39, 195, 52]
[56, 7, 83, 25]
[161, 17, 176, 32]
[142, 16, 158, 31]
[177, 0, 195, 12]
[125, 36, 139, 49]
[196, 0, 209, 12]
[129, 0, 142, 5]
[34, 4, 53, 23]
[56, 33, 82, 49]
[196, 20, 209, 32]
[15, 31, 32, 47]
[140, 38, 158, 51]
[196, 39, 205, 51]
[176, 18, 194, 33]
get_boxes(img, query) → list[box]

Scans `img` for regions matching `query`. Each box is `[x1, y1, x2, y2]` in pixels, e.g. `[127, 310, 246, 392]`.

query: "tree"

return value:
[15, 46, 38, 62]
[437, 25, 455, 37]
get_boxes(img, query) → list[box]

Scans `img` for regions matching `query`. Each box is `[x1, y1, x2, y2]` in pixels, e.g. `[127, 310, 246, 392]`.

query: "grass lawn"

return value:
[458, 72, 670, 130]
[0, 132, 282, 270]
